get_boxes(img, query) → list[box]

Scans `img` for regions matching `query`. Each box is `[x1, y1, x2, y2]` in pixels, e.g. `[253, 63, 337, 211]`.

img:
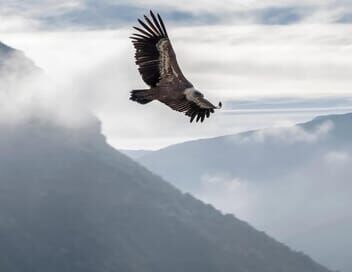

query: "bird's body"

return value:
[130, 11, 221, 123]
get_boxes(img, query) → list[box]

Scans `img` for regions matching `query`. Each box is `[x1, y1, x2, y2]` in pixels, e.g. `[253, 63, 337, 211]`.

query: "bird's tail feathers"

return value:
[130, 89, 154, 104]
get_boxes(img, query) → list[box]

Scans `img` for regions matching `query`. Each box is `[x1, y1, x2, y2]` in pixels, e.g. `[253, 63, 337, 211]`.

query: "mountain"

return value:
[0, 116, 331, 272]
[0, 41, 13, 55]
[0, 41, 40, 78]
[137, 113, 352, 191]
[136, 112, 352, 272]
[120, 149, 153, 160]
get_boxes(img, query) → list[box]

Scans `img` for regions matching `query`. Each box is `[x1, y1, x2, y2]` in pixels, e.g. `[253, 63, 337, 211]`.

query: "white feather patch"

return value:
[184, 87, 197, 102]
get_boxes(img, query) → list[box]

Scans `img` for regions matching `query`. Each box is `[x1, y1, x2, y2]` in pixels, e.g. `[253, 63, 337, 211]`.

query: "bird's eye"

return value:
[194, 91, 202, 96]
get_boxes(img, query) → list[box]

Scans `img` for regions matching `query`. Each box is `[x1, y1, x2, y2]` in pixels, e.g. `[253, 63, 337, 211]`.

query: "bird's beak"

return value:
[216, 102, 222, 109]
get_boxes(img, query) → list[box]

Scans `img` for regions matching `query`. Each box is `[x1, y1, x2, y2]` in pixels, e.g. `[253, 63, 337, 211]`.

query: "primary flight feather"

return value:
[130, 11, 222, 123]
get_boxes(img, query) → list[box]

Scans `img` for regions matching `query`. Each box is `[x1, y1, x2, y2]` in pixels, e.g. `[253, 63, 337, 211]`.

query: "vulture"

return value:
[130, 11, 222, 123]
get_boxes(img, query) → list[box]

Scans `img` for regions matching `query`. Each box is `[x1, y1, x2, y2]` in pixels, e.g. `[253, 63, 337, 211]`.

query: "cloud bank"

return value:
[2, 21, 352, 148]
[242, 120, 333, 143]
[2, 0, 352, 30]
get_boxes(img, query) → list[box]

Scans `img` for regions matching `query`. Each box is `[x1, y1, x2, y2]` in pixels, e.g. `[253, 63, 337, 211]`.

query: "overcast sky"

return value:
[1, 0, 352, 149]
[1, 3, 350, 270]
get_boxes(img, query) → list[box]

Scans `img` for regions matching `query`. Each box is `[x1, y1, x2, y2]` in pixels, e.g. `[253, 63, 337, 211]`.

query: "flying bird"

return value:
[130, 11, 222, 123]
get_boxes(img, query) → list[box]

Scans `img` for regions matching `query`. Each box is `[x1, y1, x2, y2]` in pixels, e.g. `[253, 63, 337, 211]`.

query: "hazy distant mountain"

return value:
[136, 112, 352, 272]
[0, 116, 331, 272]
[138, 113, 352, 190]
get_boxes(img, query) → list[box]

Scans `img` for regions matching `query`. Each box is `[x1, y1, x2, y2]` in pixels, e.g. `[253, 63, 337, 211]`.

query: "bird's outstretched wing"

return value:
[130, 11, 221, 123]
[162, 96, 220, 123]
[130, 11, 191, 88]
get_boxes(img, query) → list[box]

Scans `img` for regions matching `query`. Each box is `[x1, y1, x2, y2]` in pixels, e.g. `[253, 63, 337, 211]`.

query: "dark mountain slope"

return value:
[135, 112, 352, 272]
[0, 117, 330, 272]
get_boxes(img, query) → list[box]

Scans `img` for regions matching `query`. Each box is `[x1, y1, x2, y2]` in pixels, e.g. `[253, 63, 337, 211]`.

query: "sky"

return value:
[1, 2, 351, 270]
[1, 0, 352, 149]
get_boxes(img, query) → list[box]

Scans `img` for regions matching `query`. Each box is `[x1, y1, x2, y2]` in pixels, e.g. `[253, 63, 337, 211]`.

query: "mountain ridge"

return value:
[132, 112, 352, 272]
[136, 112, 352, 188]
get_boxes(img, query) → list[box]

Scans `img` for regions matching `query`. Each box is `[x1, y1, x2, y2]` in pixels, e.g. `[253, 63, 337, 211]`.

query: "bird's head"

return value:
[193, 90, 222, 109]
[193, 90, 204, 97]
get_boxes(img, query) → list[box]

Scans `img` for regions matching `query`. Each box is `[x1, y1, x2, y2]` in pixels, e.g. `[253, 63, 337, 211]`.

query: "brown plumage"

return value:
[130, 11, 222, 123]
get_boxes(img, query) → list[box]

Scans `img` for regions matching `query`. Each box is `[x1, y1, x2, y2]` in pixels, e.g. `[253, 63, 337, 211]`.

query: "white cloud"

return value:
[1, 0, 83, 16]
[324, 151, 350, 164]
[0, 68, 92, 128]
[113, 0, 352, 24]
[0, 15, 38, 32]
[2, 0, 352, 31]
[172, 24, 352, 98]
[119, 0, 335, 13]
[242, 120, 333, 143]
